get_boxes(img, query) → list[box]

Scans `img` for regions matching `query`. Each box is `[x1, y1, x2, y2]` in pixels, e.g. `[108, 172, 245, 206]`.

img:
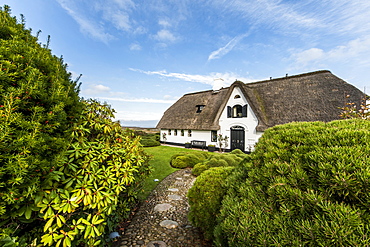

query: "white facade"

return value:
[218, 86, 263, 151]
[159, 86, 263, 152]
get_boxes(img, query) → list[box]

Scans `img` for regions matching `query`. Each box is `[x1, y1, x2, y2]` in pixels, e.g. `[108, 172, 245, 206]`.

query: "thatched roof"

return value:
[156, 70, 365, 131]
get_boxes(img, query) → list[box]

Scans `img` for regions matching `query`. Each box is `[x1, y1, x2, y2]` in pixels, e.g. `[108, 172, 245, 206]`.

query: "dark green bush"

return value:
[214, 119, 370, 246]
[140, 137, 160, 147]
[0, 6, 82, 245]
[0, 7, 151, 246]
[188, 167, 235, 239]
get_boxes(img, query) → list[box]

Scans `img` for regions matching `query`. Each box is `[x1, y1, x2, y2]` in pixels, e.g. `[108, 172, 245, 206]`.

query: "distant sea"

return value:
[120, 120, 159, 128]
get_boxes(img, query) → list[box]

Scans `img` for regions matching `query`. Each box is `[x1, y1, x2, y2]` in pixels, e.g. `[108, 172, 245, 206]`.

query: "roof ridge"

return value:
[183, 87, 228, 96]
[245, 70, 332, 86]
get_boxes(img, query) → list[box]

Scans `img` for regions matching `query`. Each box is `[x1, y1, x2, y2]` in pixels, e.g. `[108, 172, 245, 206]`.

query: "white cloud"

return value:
[82, 84, 111, 95]
[56, 0, 115, 43]
[208, 33, 250, 61]
[97, 97, 176, 104]
[114, 110, 163, 121]
[130, 43, 142, 51]
[290, 35, 370, 67]
[158, 19, 171, 28]
[211, 0, 321, 32]
[153, 29, 178, 43]
[130, 68, 255, 88]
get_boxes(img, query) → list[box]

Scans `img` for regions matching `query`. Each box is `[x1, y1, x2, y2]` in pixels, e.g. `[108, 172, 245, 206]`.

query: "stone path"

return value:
[115, 168, 213, 247]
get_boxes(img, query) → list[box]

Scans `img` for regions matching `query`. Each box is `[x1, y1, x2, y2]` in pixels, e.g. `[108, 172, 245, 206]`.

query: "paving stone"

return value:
[147, 241, 167, 247]
[115, 168, 212, 247]
[168, 194, 182, 200]
[153, 203, 172, 212]
[160, 220, 179, 229]
[167, 188, 179, 192]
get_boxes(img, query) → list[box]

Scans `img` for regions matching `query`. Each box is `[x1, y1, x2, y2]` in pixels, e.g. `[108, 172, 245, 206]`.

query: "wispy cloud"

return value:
[130, 43, 142, 51]
[290, 35, 370, 68]
[82, 84, 111, 95]
[210, 0, 321, 33]
[56, 0, 139, 43]
[130, 68, 255, 88]
[153, 29, 178, 43]
[97, 97, 176, 104]
[208, 33, 250, 61]
[56, 0, 115, 43]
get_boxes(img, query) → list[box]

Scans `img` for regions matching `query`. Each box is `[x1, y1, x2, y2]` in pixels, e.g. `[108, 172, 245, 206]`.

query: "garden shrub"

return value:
[0, 6, 83, 245]
[192, 163, 209, 176]
[36, 100, 151, 247]
[206, 157, 228, 168]
[170, 152, 207, 168]
[0, 7, 151, 246]
[140, 137, 160, 147]
[135, 131, 160, 147]
[214, 119, 370, 246]
[188, 167, 235, 239]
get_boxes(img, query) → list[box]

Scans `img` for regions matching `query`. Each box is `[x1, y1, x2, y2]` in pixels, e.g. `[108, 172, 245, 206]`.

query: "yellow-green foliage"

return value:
[214, 119, 370, 246]
[188, 167, 235, 239]
[37, 100, 150, 247]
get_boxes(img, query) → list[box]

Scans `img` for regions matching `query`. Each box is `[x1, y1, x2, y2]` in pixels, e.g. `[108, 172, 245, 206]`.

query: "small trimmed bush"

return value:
[140, 137, 160, 147]
[192, 163, 209, 176]
[188, 167, 235, 239]
[170, 152, 207, 168]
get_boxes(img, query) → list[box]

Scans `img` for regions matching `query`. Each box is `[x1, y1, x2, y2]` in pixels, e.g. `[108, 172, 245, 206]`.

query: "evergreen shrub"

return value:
[140, 137, 160, 147]
[214, 119, 370, 246]
[188, 167, 235, 239]
[192, 163, 209, 176]
[170, 152, 207, 168]
[0, 7, 151, 246]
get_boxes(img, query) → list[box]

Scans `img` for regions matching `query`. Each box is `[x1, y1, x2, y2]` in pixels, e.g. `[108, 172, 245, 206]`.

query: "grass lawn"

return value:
[138, 145, 202, 201]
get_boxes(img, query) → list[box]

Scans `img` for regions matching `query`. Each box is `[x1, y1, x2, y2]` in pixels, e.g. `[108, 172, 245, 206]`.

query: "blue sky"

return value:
[3, 0, 370, 127]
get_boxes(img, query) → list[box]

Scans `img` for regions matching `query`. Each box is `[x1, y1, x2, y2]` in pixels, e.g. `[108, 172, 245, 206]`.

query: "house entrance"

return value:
[230, 126, 245, 151]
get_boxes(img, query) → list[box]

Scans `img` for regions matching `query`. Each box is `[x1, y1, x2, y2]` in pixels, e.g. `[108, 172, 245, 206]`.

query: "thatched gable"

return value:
[156, 88, 228, 130]
[157, 70, 365, 131]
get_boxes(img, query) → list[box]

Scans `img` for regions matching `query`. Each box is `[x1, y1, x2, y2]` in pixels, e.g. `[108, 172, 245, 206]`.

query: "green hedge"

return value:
[188, 167, 235, 239]
[214, 119, 370, 246]
[169, 150, 247, 175]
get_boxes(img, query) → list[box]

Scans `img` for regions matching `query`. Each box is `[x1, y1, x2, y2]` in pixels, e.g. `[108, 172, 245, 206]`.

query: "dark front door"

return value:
[230, 126, 245, 151]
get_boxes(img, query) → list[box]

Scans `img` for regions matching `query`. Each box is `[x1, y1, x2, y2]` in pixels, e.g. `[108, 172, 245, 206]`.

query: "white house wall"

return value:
[160, 129, 217, 146]
[218, 86, 263, 151]
[159, 86, 264, 151]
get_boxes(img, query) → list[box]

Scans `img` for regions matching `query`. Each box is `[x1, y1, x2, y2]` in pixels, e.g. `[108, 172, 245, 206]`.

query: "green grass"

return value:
[138, 145, 202, 201]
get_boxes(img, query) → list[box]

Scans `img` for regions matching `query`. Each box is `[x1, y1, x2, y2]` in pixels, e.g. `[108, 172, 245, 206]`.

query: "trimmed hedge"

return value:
[213, 119, 370, 246]
[188, 167, 235, 239]
[169, 150, 247, 176]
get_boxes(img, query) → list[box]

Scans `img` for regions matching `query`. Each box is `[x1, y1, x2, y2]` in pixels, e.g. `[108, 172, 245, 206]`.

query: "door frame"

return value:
[230, 125, 245, 151]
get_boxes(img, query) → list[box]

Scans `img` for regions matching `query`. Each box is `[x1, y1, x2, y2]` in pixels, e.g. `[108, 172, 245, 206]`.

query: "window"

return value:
[233, 105, 243, 117]
[196, 105, 205, 113]
[168, 129, 171, 135]
[227, 104, 248, 118]
[211, 130, 217, 142]
[234, 95, 241, 99]
[174, 129, 177, 136]
[181, 129, 184, 136]
[188, 130, 192, 137]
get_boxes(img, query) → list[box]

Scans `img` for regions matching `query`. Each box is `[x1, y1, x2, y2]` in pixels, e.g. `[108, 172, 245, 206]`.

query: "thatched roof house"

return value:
[157, 70, 365, 151]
